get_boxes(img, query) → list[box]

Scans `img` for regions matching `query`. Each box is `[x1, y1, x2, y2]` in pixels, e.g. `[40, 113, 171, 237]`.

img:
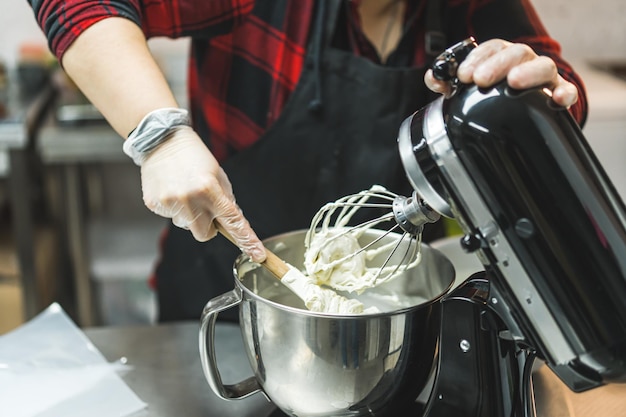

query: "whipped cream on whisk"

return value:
[303, 185, 423, 294]
[268, 185, 425, 315]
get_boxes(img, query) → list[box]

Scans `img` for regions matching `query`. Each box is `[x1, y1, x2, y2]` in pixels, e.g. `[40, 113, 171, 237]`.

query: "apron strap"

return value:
[425, 0, 447, 58]
[308, 0, 343, 112]
[321, 0, 343, 48]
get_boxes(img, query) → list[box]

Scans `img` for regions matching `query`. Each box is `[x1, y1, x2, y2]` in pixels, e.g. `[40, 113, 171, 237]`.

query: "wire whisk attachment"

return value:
[303, 185, 440, 293]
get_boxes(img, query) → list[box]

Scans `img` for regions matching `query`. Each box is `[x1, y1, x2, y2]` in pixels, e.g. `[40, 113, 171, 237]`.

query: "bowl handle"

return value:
[199, 288, 262, 400]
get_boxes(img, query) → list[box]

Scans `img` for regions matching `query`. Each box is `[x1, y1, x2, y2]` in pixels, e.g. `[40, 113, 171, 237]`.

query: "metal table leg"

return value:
[4, 85, 56, 320]
[7, 148, 38, 319]
[63, 163, 97, 326]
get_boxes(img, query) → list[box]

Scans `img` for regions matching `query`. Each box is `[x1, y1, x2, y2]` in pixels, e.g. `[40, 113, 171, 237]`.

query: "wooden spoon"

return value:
[214, 222, 290, 279]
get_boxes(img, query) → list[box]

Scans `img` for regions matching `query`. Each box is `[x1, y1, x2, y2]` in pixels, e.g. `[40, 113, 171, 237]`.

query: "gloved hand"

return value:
[425, 39, 579, 108]
[139, 125, 267, 263]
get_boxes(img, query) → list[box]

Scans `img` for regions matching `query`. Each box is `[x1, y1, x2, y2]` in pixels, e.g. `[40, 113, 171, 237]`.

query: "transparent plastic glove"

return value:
[139, 126, 266, 263]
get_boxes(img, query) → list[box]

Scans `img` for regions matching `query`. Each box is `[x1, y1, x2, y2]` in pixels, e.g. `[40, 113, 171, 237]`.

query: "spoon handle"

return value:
[215, 222, 290, 279]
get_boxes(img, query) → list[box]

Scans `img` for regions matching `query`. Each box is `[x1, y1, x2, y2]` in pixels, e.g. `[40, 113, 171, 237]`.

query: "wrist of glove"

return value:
[123, 108, 191, 165]
[127, 111, 266, 262]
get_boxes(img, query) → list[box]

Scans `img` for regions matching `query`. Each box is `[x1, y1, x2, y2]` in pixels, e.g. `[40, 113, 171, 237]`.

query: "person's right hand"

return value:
[139, 126, 267, 263]
[424, 39, 579, 109]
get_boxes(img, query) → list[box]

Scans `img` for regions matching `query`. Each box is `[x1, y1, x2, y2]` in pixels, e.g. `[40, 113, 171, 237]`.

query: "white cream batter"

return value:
[281, 265, 379, 314]
[303, 185, 423, 294]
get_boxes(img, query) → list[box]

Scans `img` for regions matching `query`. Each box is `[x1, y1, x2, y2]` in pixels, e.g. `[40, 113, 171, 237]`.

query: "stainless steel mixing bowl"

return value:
[199, 229, 455, 417]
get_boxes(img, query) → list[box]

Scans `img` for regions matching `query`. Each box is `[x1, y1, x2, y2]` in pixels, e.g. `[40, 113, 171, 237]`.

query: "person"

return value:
[27, 0, 587, 322]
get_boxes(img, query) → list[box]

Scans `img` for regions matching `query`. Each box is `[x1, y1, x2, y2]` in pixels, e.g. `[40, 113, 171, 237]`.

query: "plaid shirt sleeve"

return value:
[28, 0, 140, 60]
[26, 0, 255, 58]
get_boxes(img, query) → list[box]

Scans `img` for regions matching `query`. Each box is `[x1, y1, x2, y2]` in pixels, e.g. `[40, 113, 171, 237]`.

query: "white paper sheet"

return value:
[0, 303, 146, 417]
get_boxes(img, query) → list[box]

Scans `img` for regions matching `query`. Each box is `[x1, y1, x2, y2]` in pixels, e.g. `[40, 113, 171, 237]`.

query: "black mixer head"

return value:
[397, 39, 626, 391]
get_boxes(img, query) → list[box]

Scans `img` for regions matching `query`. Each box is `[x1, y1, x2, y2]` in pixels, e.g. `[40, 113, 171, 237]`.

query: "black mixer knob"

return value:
[460, 233, 482, 253]
[431, 37, 477, 81]
[514, 218, 535, 239]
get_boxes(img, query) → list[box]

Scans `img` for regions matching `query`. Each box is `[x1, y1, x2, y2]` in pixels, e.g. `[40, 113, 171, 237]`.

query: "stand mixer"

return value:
[392, 37, 626, 416]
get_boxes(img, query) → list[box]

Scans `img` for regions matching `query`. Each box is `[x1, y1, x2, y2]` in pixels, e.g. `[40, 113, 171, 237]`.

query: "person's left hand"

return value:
[424, 39, 579, 108]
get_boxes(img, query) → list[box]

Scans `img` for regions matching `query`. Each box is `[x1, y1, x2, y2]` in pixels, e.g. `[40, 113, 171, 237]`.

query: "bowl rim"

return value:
[232, 229, 456, 318]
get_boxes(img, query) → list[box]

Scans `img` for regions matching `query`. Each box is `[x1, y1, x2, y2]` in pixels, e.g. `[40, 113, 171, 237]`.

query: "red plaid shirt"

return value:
[29, 0, 587, 161]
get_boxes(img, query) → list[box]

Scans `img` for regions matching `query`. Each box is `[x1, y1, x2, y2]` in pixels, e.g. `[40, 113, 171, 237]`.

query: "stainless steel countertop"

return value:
[84, 321, 580, 417]
[85, 322, 277, 417]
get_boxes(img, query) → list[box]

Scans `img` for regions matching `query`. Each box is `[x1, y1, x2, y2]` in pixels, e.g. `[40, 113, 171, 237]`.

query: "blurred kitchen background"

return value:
[0, 0, 625, 334]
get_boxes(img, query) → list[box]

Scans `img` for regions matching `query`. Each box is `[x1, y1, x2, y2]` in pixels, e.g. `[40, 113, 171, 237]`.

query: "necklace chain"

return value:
[379, 0, 403, 61]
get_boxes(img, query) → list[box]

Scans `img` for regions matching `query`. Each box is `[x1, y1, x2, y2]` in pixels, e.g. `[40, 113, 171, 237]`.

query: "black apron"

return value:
[156, 0, 446, 322]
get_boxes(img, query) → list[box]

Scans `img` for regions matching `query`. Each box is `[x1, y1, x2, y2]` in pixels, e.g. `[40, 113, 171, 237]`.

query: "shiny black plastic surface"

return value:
[436, 82, 626, 389]
[427, 274, 536, 417]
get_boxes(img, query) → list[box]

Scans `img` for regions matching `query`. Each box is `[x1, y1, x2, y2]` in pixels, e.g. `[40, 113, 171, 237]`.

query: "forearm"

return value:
[61, 17, 179, 137]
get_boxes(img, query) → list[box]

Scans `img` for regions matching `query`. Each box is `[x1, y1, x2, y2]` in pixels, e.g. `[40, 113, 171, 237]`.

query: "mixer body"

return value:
[399, 66, 626, 392]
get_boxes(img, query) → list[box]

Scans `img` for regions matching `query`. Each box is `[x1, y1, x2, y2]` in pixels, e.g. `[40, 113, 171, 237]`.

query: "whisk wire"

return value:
[372, 231, 421, 285]
[306, 188, 400, 247]
[303, 185, 440, 294]
[304, 185, 431, 293]
[338, 221, 400, 261]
